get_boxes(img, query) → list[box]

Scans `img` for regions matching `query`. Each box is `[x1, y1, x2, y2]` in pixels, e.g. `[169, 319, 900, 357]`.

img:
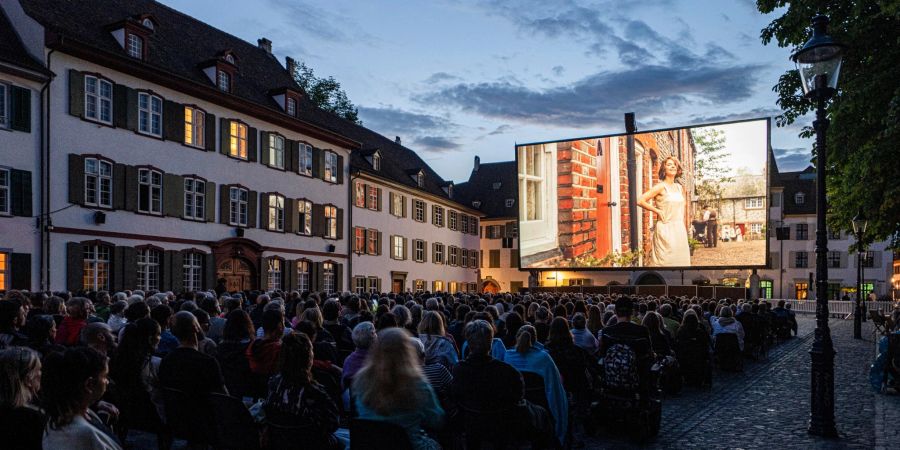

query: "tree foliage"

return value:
[757, 0, 900, 246]
[693, 127, 734, 208]
[291, 60, 361, 124]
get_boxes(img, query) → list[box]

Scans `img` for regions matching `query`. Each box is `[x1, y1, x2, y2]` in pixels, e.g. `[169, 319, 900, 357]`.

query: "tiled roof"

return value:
[0, 6, 49, 75]
[455, 160, 518, 219]
[774, 165, 816, 215]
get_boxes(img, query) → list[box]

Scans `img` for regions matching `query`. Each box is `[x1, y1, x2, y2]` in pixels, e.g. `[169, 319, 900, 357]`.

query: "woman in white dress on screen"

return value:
[638, 156, 691, 267]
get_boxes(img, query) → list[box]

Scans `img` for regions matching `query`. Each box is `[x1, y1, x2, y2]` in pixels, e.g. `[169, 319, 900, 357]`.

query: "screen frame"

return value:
[514, 116, 771, 272]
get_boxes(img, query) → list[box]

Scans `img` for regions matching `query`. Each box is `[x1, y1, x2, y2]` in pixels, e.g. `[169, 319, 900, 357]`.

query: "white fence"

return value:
[770, 299, 898, 318]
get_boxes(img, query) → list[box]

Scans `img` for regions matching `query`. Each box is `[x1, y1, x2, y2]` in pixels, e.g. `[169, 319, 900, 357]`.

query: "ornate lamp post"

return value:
[852, 210, 868, 339]
[792, 14, 844, 438]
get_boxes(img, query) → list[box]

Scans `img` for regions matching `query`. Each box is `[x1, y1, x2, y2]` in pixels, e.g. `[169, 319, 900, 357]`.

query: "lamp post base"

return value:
[808, 327, 839, 438]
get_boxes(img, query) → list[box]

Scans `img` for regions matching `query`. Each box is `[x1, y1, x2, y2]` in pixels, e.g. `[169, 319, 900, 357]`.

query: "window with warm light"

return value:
[229, 122, 248, 159]
[184, 106, 205, 148]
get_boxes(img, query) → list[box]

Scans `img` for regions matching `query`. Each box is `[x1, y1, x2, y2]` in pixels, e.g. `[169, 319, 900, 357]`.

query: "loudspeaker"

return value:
[93, 211, 106, 225]
[326, 244, 336, 253]
[235, 227, 245, 238]
[775, 226, 790, 240]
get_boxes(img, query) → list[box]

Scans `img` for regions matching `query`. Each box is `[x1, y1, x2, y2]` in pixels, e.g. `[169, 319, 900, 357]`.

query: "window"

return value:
[184, 106, 205, 148]
[367, 185, 378, 210]
[486, 225, 502, 239]
[434, 243, 444, 264]
[367, 276, 379, 293]
[84, 158, 113, 208]
[0, 83, 7, 128]
[297, 200, 312, 235]
[795, 282, 809, 300]
[862, 251, 876, 268]
[392, 236, 405, 260]
[217, 70, 231, 92]
[795, 251, 809, 268]
[297, 260, 310, 292]
[505, 198, 514, 208]
[354, 227, 366, 253]
[449, 246, 459, 266]
[286, 98, 297, 116]
[391, 193, 405, 217]
[267, 258, 282, 291]
[759, 280, 773, 299]
[796, 223, 809, 240]
[520, 145, 542, 220]
[183, 178, 205, 220]
[433, 205, 444, 227]
[126, 34, 143, 58]
[298, 144, 313, 176]
[84, 76, 112, 124]
[750, 223, 763, 235]
[136, 248, 160, 291]
[366, 229, 379, 255]
[183, 253, 203, 292]
[0, 252, 6, 291]
[744, 197, 764, 209]
[449, 281, 458, 294]
[827, 282, 841, 300]
[269, 134, 285, 169]
[229, 187, 249, 226]
[489, 250, 500, 268]
[492, 182, 502, 190]
[229, 122, 248, 159]
[417, 172, 425, 187]
[324, 151, 338, 183]
[795, 192, 805, 205]
[137, 93, 162, 137]
[138, 169, 163, 214]
[413, 239, 425, 262]
[323, 262, 335, 294]
[468, 249, 477, 268]
[448, 210, 458, 230]
[83, 244, 110, 291]
[142, 18, 155, 30]
[413, 199, 425, 222]
[0, 169, 8, 215]
[373, 153, 381, 171]
[827, 251, 841, 268]
[460, 214, 469, 234]
[827, 228, 841, 240]
[354, 182, 366, 208]
[324, 206, 337, 239]
[268, 194, 284, 231]
[502, 237, 514, 249]
[354, 276, 366, 294]
[414, 279, 425, 293]
[433, 280, 444, 292]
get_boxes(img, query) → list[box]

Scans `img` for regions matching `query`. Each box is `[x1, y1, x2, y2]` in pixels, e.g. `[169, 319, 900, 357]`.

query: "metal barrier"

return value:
[769, 299, 898, 318]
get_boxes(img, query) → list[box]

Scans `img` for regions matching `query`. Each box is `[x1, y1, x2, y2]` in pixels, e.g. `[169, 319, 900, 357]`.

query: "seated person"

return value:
[870, 310, 900, 392]
[710, 306, 745, 351]
[342, 321, 376, 389]
[417, 311, 458, 370]
[0, 347, 46, 450]
[215, 310, 255, 399]
[598, 297, 655, 393]
[158, 311, 227, 395]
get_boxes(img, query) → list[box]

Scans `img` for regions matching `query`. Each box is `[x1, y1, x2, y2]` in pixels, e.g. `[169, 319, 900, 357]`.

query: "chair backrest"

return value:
[207, 393, 260, 450]
[160, 387, 216, 445]
[350, 418, 413, 450]
[714, 332, 740, 354]
[522, 371, 550, 411]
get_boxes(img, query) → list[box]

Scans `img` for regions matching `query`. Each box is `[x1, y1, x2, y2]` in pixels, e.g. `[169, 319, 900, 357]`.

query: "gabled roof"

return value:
[774, 165, 816, 215]
[0, 6, 49, 77]
[455, 161, 518, 219]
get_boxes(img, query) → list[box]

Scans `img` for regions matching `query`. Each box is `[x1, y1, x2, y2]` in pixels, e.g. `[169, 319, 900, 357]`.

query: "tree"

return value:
[757, 1, 900, 246]
[291, 60, 361, 124]
[692, 127, 734, 209]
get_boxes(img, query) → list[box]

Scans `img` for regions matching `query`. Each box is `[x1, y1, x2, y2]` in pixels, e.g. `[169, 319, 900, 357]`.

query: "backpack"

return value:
[603, 343, 639, 391]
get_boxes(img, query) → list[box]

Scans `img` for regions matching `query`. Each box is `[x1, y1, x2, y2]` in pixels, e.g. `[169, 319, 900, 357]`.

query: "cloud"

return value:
[265, 0, 374, 44]
[416, 136, 462, 153]
[774, 147, 813, 171]
[551, 66, 565, 77]
[425, 72, 462, 84]
[357, 106, 462, 154]
[687, 107, 782, 124]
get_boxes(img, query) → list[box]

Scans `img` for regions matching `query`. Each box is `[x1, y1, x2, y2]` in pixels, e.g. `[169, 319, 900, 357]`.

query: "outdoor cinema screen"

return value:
[516, 118, 769, 270]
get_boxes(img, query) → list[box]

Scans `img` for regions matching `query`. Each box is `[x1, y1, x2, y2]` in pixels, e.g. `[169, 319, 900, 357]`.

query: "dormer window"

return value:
[286, 98, 297, 116]
[225, 54, 235, 64]
[372, 153, 381, 171]
[127, 34, 143, 59]
[217, 70, 231, 92]
[492, 182, 501, 190]
[141, 18, 155, 30]
[417, 172, 425, 188]
[472, 200, 482, 208]
[795, 192, 805, 205]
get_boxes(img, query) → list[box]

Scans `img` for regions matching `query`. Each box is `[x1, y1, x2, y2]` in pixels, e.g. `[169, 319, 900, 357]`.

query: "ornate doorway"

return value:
[217, 257, 253, 292]
[210, 238, 262, 293]
[482, 279, 500, 294]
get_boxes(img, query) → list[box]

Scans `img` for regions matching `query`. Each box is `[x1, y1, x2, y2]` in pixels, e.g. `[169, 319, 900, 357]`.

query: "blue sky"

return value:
[161, 0, 814, 181]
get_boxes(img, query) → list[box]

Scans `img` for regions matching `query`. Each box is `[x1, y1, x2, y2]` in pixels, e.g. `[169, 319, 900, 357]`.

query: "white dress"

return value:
[648, 183, 691, 267]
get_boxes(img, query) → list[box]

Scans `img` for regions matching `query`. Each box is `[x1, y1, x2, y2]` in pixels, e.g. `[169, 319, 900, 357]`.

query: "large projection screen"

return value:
[516, 118, 770, 270]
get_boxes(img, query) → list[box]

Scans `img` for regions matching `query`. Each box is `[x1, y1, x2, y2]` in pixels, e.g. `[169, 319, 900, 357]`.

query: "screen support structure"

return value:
[625, 113, 638, 258]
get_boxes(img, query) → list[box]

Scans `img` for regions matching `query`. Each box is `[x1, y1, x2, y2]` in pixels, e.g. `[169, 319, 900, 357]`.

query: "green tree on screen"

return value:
[693, 127, 733, 209]
[291, 60, 361, 125]
[757, 1, 900, 247]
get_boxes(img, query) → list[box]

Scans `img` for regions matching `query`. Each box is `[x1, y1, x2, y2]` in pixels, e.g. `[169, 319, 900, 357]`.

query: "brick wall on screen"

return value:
[557, 140, 598, 259]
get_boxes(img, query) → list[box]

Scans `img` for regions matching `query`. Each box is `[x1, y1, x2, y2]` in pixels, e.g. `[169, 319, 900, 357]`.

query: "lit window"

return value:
[297, 200, 312, 235]
[0, 252, 7, 291]
[83, 244, 110, 291]
[414, 239, 425, 262]
[286, 98, 297, 116]
[217, 70, 231, 92]
[367, 185, 378, 210]
[136, 248, 160, 291]
[126, 34, 143, 59]
[229, 121, 248, 159]
[84, 76, 112, 124]
[0, 169, 8, 215]
[324, 151, 338, 183]
[138, 168, 163, 214]
[391, 193, 404, 217]
[268, 194, 284, 231]
[354, 182, 366, 208]
[84, 158, 113, 208]
[298, 144, 313, 176]
[372, 153, 381, 171]
[323, 262, 335, 294]
[434, 243, 444, 264]
[269, 134, 285, 169]
[0, 84, 7, 128]
[366, 229, 378, 255]
[413, 199, 425, 222]
[183, 178, 205, 220]
[414, 279, 425, 293]
[267, 258, 282, 291]
[433, 280, 444, 292]
[138, 93, 162, 137]
[229, 187, 248, 226]
[367, 276, 379, 293]
[297, 260, 310, 292]
[392, 236, 405, 260]
[324, 205, 337, 239]
[354, 227, 366, 253]
[183, 253, 203, 292]
[184, 106, 205, 148]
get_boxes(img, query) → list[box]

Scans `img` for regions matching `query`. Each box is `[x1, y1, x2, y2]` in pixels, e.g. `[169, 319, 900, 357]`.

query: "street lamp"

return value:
[792, 14, 844, 438]
[852, 209, 868, 338]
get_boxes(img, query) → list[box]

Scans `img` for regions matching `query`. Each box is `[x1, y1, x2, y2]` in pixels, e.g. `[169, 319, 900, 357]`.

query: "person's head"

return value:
[44, 296, 66, 316]
[659, 156, 683, 180]
[352, 327, 424, 415]
[278, 332, 314, 385]
[261, 309, 285, 337]
[681, 309, 699, 330]
[351, 321, 377, 350]
[121, 317, 162, 354]
[26, 314, 57, 343]
[222, 309, 254, 342]
[0, 347, 41, 409]
[192, 309, 211, 332]
[391, 305, 411, 328]
[375, 312, 398, 330]
[720, 306, 733, 319]
[125, 301, 151, 323]
[615, 297, 634, 319]
[150, 304, 173, 330]
[642, 311, 664, 334]
[515, 324, 537, 353]
[66, 297, 92, 320]
[0, 300, 25, 331]
[572, 312, 587, 330]
[417, 310, 445, 336]
[301, 307, 324, 330]
[322, 299, 340, 322]
[294, 320, 318, 343]
[170, 311, 201, 345]
[80, 322, 116, 356]
[660, 303, 672, 318]
[464, 319, 494, 357]
[547, 317, 573, 346]
[41, 347, 108, 428]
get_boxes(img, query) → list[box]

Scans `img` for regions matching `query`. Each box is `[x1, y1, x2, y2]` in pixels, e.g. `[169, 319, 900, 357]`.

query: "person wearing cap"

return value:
[598, 297, 655, 386]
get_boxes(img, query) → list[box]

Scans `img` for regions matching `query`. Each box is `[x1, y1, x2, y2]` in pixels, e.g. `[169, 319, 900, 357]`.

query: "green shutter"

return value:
[335, 263, 343, 292]
[219, 118, 230, 155]
[312, 203, 324, 236]
[312, 147, 322, 179]
[287, 260, 298, 291]
[68, 154, 84, 205]
[219, 184, 230, 224]
[124, 165, 139, 211]
[163, 173, 183, 217]
[336, 208, 344, 240]
[10, 169, 32, 217]
[259, 131, 270, 166]
[287, 140, 298, 173]
[336, 155, 344, 184]
[113, 163, 127, 210]
[247, 190, 258, 228]
[163, 100, 184, 142]
[259, 193, 270, 230]
[314, 262, 324, 293]
[258, 257, 268, 291]
[68, 70, 84, 118]
[204, 112, 217, 152]
[9, 86, 31, 132]
[204, 253, 217, 290]
[120, 246, 137, 289]
[284, 198, 296, 233]
[113, 84, 129, 128]
[10, 253, 31, 290]
[205, 181, 216, 222]
[110, 246, 123, 291]
[247, 127, 258, 162]
[167, 250, 184, 292]
[66, 242, 84, 292]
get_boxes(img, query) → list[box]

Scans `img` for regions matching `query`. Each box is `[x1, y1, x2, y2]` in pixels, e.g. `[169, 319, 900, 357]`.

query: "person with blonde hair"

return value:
[638, 156, 691, 266]
[0, 347, 45, 449]
[353, 327, 444, 449]
[417, 310, 458, 370]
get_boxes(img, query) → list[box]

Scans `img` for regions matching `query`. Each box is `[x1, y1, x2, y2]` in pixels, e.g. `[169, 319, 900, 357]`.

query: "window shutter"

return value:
[258, 257, 268, 291]
[505, 221, 516, 237]
[10, 253, 31, 290]
[113, 163, 126, 210]
[312, 147, 323, 179]
[312, 204, 324, 236]
[163, 100, 183, 142]
[121, 246, 137, 289]
[66, 242, 84, 292]
[388, 192, 395, 215]
[166, 250, 183, 292]
[376, 231, 382, 256]
[770, 252, 780, 269]
[787, 251, 796, 268]
[284, 198, 296, 233]
[431, 242, 437, 263]
[259, 131, 271, 166]
[10, 169, 32, 217]
[336, 155, 344, 184]
[68, 154, 84, 205]
[204, 112, 217, 152]
[839, 252, 847, 269]
[376, 188, 383, 211]
[163, 173, 183, 218]
[401, 196, 407, 218]
[219, 184, 230, 224]
[113, 84, 128, 128]
[336, 208, 344, 240]
[423, 240, 428, 262]
[9, 86, 31, 132]
[874, 251, 882, 268]
[314, 262, 324, 292]
[287, 140, 298, 173]
[204, 252, 217, 290]
[259, 194, 270, 230]
[205, 181, 216, 222]
[219, 118, 230, 155]
[248, 190, 258, 228]
[125, 165, 139, 211]
[68, 70, 85, 118]
[335, 263, 343, 292]
[510, 249, 519, 268]
[125, 87, 139, 131]
[403, 237, 409, 260]
[247, 127, 258, 162]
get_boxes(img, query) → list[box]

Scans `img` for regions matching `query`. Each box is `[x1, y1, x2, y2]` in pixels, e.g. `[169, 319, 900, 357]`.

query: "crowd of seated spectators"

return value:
[0, 286, 816, 449]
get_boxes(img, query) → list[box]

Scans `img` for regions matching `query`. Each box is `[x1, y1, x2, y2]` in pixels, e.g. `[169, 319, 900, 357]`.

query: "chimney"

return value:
[395, 136, 401, 145]
[257, 38, 272, 54]
[473, 155, 480, 172]
[285, 56, 297, 74]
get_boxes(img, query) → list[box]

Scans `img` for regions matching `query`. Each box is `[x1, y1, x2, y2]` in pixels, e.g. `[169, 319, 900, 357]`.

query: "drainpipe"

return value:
[625, 113, 638, 257]
[38, 48, 56, 291]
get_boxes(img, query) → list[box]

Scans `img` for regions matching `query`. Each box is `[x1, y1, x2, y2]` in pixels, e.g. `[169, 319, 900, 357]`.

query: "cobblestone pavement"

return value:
[583, 316, 900, 449]
[690, 239, 766, 266]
